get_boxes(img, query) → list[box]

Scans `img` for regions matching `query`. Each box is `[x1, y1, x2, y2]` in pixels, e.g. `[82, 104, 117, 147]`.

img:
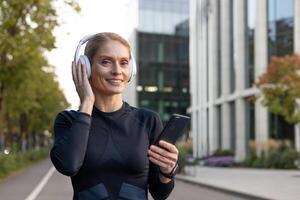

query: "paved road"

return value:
[0, 159, 251, 200]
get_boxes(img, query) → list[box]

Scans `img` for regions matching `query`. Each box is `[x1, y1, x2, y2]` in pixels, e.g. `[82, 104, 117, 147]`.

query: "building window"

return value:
[245, 99, 255, 139]
[217, 105, 222, 149]
[138, 32, 190, 124]
[229, 0, 235, 93]
[207, 108, 210, 154]
[230, 101, 236, 151]
[269, 112, 295, 142]
[267, 0, 295, 144]
[268, 0, 294, 59]
[217, 0, 222, 97]
[246, 0, 256, 88]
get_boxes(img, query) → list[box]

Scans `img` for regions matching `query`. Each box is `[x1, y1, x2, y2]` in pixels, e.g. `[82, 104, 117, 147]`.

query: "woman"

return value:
[50, 32, 179, 200]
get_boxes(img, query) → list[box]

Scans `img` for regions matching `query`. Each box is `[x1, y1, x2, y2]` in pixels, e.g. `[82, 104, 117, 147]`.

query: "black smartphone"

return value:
[156, 114, 190, 145]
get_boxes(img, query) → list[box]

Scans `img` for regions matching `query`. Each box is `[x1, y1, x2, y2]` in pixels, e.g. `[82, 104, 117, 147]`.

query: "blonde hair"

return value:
[84, 32, 131, 65]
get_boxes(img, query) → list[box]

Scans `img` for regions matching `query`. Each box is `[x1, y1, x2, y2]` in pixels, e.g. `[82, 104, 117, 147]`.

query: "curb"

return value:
[175, 175, 273, 200]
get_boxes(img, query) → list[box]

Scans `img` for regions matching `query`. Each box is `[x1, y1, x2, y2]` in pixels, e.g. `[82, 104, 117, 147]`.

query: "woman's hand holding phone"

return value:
[72, 61, 95, 115]
[148, 114, 189, 183]
[148, 140, 179, 183]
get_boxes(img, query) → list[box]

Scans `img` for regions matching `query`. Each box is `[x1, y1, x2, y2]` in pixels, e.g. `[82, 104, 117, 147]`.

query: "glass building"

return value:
[190, 0, 300, 160]
[138, 0, 190, 123]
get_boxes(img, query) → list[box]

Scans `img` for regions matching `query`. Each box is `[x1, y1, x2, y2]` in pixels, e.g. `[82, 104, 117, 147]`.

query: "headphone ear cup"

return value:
[128, 53, 137, 83]
[79, 55, 91, 78]
[128, 64, 133, 83]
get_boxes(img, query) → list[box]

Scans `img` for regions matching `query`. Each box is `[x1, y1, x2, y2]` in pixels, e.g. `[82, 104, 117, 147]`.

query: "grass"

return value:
[0, 146, 50, 181]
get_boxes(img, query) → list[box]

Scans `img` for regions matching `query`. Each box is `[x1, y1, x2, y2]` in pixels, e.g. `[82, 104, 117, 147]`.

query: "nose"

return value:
[111, 62, 122, 75]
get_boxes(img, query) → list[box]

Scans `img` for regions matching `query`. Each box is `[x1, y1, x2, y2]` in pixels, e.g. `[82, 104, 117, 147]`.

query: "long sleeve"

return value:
[50, 110, 91, 176]
[148, 113, 175, 200]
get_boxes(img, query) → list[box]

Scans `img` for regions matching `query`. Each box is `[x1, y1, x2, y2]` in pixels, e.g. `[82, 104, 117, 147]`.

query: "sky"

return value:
[46, 0, 138, 109]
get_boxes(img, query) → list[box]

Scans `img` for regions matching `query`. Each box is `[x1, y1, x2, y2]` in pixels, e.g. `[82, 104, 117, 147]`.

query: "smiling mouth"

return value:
[106, 79, 124, 85]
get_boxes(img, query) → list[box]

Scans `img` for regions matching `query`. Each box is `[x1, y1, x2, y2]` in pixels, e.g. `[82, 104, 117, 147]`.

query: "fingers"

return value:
[148, 144, 178, 172]
[82, 60, 88, 81]
[149, 145, 178, 162]
[71, 60, 94, 104]
[159, 140, 179, 154]
[72, 60, 88, 87]
[77, 60, 82, 86]
[148, 148, 174, 167]
[72, 61, 78, 87]
[149, 156, 171, 170]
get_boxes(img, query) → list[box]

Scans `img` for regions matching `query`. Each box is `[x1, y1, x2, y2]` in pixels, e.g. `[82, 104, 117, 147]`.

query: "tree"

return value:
[256, 54, 300, 124]
[0, 0, 79, 150]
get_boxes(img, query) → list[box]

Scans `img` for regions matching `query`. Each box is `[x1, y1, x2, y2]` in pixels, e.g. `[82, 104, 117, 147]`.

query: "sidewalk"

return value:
[176, 165, 300, 200]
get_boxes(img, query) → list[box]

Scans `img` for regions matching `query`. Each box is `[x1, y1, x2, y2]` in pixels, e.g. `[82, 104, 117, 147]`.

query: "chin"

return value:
[106, 87, 125, 95]
[93, 81, 128, 95]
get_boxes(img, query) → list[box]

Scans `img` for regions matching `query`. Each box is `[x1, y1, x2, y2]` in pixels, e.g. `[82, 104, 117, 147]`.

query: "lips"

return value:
[106, 79, 124, 85]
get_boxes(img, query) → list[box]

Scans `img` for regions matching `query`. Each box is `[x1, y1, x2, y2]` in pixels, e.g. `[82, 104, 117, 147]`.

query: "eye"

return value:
[101, 59, 112, 65]
[120, 60, 129, 66]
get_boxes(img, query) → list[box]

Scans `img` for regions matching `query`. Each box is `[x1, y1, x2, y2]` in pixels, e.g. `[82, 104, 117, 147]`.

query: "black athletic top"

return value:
[50, 101, 174, 200]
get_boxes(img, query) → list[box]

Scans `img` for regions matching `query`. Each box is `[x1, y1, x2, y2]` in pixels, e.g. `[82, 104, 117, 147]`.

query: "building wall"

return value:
[190, 0, 300, 160]
[123, 30, 138, 106]
[137, 0, 190, 123]
[139, 0, 189, 34]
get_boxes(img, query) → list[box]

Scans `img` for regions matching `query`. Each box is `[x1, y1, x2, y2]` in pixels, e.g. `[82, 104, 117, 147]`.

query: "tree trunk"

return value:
[295, 124, 300, 152]
[0, 82, 5, 151]
[20, 112, 28, 152]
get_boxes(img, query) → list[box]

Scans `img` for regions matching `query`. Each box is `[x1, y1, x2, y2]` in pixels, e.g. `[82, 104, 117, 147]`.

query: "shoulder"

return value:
[125, 102, 160, 122]
[55, 110, 77, 121]
[137, 107, 160, 121]
[125, 103, 162, 133]
[54, 109, 82, 128]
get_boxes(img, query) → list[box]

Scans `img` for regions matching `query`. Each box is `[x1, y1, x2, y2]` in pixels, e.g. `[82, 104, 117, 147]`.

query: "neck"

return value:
[93, 93, 123, 113]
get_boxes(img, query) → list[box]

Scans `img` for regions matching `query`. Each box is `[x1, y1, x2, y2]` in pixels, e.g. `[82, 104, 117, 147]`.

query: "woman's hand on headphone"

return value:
[72, 61, 95, 109]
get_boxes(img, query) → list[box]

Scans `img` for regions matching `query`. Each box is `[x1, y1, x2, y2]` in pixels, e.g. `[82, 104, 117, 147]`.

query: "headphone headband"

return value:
[74, 34, 95, 64]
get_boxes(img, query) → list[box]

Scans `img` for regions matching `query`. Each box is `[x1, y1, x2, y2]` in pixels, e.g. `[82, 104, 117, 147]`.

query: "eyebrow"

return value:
[97, 55, 129, 60]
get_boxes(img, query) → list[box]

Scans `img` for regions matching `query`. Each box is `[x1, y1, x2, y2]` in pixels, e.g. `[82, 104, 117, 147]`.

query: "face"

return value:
[90, 40, 131, 96]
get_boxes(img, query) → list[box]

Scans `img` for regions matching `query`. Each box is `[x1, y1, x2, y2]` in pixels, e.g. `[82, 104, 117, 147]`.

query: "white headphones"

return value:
[74, 34, 137, 82]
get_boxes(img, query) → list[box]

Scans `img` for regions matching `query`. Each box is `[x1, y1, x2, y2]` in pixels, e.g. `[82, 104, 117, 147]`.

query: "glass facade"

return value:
[229, 0, 235, 93]
[245, 0, 256, 149]
[268, 0, 294, 58]
[245, 100, 255, 138]
[246, 0, 256, 88]
[138, 0, 190, 123]
[268, 0, 295, 142]
[269, 113, 295, 142]
[230, 101, 236, 151]
[138, 32, 189, 122]
[139, 0, 189, 34]
[217, 105, 222, 148]
[190, 0, 299, 159]
[217, 0, 222, 97]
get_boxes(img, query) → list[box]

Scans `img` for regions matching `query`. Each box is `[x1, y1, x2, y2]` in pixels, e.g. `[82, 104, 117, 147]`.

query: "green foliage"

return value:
[241, 148, 299, 169]
[176, 139, 193, 173]
[0, 0, 79, 149]
[212, 149, 234, 157]
[0, 147, 50, 179]
[256, 54, 300, 124]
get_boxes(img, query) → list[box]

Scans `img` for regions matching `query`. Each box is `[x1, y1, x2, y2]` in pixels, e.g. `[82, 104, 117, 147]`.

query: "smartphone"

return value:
[156, 114, 190, 145]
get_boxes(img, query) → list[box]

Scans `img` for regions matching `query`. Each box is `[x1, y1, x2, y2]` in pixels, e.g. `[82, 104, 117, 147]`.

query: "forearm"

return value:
[149, 176, 174, 200]
[79, 99, 94, 116]
[50, 112, 91, 176]
[149, 164, 175, 200]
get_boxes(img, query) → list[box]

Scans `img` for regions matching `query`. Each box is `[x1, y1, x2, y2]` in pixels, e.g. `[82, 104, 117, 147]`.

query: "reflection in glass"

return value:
[230, 101, 236, 151]
[229, 0, 235, 93]
[246, 0, 256, 88]
[268, 0, 294, 58]
[267, 0, 295, 145]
